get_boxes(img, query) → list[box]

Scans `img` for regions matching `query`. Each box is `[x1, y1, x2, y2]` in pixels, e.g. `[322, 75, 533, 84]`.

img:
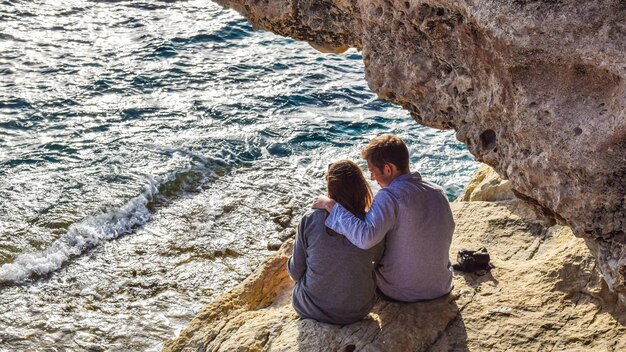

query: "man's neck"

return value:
[387, 170, 410, 185]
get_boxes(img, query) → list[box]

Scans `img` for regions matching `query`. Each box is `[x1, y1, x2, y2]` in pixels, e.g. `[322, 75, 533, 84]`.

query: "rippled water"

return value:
[0, 1, 479, 350]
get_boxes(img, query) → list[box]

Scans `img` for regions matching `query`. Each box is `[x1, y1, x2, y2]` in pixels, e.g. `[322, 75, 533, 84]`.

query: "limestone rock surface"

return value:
[457, 164, 514, 202]
[210, 0, 626, 303]
[163, 198, 626, 351]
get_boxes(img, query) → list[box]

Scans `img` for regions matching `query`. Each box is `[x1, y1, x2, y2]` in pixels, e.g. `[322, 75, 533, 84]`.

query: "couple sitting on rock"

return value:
[287, 134, 456, 325]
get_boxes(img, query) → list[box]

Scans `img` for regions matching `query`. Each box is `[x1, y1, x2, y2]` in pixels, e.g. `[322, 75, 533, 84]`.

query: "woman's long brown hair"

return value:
[326, 160, 372, 221]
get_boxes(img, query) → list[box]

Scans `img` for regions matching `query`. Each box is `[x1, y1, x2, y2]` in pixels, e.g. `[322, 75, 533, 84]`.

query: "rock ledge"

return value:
[164, 171, 625, 351]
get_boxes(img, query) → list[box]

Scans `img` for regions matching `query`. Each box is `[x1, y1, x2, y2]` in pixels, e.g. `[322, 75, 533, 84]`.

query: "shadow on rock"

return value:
[453, 269, 499, 289]
[295, 294, 467, 352]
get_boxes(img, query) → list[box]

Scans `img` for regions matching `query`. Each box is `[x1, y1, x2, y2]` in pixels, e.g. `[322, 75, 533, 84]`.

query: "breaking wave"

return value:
[0, 160, 229, 285]
[0, 181, 157, 284]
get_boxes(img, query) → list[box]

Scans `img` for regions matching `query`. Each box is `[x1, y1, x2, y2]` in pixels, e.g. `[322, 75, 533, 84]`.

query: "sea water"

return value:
[0, 1, 479, 350]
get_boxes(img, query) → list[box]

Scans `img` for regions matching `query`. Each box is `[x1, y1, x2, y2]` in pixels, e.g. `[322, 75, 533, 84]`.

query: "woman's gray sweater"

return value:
[287, 209, 384, 325]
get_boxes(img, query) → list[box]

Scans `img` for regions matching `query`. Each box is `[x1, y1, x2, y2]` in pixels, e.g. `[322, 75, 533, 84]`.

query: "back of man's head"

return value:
[360, 134, 410, 173]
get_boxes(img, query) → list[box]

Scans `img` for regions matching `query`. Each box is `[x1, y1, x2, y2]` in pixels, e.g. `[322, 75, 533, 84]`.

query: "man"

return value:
[313, 134, 455, 302]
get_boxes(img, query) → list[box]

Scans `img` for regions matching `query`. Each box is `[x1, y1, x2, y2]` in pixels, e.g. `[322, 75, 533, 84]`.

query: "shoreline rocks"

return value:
[163, 167, 625, 351]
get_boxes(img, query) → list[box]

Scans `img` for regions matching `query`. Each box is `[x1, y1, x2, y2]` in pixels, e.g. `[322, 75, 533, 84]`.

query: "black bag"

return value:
[453, 247, 492, 272]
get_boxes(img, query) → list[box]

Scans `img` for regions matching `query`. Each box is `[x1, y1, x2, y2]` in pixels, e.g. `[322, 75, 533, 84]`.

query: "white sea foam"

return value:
[0, 180, 159, 284]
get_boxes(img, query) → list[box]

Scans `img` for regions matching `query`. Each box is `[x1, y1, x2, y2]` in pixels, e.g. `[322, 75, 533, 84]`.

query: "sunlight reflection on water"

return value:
[0, 0, 479, 350]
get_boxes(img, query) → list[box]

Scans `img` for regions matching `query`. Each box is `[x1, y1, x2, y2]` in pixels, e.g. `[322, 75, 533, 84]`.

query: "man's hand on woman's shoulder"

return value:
[312, 195, 336, 213]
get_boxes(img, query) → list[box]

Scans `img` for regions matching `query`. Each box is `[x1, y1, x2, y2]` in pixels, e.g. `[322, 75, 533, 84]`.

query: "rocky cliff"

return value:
[211, 0, 626, 304]
[163, 167, 625, 351]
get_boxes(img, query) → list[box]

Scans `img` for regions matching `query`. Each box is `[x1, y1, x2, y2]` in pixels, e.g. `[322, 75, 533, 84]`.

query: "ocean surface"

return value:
[0, 1, 479, 350]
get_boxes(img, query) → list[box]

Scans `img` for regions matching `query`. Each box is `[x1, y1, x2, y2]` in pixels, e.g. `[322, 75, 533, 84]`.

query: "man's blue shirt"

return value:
[325, 172, 455, 302]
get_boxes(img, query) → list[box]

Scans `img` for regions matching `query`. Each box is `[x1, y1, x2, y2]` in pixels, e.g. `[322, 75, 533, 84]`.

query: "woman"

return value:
[287, 160, 384, 325]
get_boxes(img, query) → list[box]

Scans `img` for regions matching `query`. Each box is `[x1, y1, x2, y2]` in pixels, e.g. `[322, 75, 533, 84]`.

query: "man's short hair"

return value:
[360, 134, 410, 173]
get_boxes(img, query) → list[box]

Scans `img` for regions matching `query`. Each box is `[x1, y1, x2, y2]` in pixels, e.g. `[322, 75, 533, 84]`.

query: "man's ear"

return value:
[384, 163, 392, 176]
[385, 163, 399, 176]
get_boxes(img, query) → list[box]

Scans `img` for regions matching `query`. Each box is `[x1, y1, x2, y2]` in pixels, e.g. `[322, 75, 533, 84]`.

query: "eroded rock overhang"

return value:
[212, 0, 626, 303]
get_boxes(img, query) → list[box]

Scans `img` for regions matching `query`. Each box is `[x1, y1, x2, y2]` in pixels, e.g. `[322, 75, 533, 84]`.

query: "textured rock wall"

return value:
[212, 0, 626, 303]
[163, 178, 626, 351]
